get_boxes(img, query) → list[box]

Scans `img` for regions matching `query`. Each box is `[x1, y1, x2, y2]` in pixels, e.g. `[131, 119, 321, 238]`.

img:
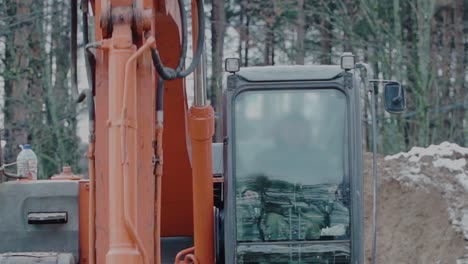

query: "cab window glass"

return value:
[234, 89, 349, 242]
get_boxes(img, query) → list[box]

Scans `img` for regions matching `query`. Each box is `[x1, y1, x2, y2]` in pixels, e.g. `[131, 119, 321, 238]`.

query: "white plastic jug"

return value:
[16, 144, 38, 180]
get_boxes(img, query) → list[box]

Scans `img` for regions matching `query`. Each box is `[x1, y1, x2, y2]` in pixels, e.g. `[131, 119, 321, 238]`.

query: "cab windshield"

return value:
[234, 89, 350, 245]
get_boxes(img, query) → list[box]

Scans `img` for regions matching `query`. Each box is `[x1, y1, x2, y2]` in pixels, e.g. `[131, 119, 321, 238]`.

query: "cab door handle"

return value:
[27, 212, 68, 224]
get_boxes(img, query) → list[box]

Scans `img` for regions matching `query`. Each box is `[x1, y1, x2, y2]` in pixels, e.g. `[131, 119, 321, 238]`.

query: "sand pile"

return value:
[363, 142, 468, 263]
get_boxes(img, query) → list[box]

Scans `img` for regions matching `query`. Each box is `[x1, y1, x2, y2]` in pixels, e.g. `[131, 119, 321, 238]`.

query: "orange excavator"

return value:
[0, 0, 406, 263]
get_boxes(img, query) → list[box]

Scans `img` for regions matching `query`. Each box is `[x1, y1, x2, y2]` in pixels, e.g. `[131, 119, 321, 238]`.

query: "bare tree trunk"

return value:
[439, 7, 453, 143]
[342, 0, 355, 52]
[264, 25, 274, 65]
[244, 14, 250, 66]
[28, 0, 46, 176]
[319, 19, 332, 64]
[428, 13, 439, 144]
[2, 0, 79, 177]
[362, 44, 370, 151]
[238, 0, 245, 61]
[402, 0, 418, 148]
[416, 0, 436, 146]
[452, 0, 465, 145]
[295, 0, 305, 65]
[210, 0, 226, 142]
[4, 0, 34, 162]
[51, 0, 72, 170]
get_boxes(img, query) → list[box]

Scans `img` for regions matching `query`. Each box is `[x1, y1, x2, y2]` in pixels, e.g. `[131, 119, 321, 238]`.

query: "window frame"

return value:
[232, 88, 351, 244]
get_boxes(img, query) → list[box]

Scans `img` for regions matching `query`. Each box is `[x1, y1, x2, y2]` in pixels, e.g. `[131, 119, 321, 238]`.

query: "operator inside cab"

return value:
[234, 89, 350, 262]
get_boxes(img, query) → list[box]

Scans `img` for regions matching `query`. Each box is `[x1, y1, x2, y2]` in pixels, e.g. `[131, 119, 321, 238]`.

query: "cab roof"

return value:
[236, 65, 344, 82]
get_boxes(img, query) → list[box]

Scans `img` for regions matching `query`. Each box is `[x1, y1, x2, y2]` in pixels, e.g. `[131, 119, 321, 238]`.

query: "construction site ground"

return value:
[363, 142, 468, 263]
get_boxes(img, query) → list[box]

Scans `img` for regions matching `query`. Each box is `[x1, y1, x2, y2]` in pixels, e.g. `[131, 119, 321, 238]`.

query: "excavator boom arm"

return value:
[88, 0, 213, 263]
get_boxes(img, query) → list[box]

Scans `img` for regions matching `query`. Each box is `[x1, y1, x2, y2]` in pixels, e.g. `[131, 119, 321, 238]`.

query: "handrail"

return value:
[0, 162, 28, 179]
[174, 247, 199, 264]
[121, 36, 156, 264]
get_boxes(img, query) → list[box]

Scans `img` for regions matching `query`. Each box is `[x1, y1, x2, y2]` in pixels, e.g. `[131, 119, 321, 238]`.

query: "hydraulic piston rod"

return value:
[188, 0, 214, 261]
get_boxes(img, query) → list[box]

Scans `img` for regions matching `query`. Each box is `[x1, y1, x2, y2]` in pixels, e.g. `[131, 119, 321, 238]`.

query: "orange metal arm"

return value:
[90, 1, 159, 263]
[88, 140, 96, 264]
[90, 1, 208, 264]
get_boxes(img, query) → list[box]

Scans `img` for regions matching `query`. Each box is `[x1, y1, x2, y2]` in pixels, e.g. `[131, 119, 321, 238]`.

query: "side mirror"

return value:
[383, 82, 405, 114]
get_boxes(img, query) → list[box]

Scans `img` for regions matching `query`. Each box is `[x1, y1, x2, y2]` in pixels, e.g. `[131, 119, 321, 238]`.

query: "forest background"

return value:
[0, 0, 466, 178]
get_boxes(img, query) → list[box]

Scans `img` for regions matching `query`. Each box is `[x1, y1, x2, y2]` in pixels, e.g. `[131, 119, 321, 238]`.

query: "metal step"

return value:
[161, 236, 193, 264]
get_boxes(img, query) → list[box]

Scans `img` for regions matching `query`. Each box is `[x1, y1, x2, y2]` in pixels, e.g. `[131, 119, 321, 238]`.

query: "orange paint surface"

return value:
[188, 105, 215, 263]
[79, 181, 90, 264]
[155, 2, 194, 238]
[90, 1, 198, 263]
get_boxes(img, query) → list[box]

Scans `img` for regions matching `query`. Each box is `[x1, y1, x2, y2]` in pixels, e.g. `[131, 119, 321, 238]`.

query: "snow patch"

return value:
[396, 168, 431, 188]
[462, 211, 468, 240]
[385, 141, 468, 162]
[457, 256, 468, 264]
[456, 173, 468, 192]
[433, 158, 466, 172]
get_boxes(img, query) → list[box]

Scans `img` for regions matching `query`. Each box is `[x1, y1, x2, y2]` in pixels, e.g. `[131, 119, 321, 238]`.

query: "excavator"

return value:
[0, 0, 406, 263]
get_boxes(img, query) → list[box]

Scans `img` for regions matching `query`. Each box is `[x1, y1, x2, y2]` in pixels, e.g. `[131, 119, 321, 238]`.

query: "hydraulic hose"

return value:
[71, 0, 79, 100]
[175, 0, 188, 74]
[150, 0, 205, 80]
[157, 77, 164, 112]
[76, 1, 96, 105]
[82, 0, 89, 45]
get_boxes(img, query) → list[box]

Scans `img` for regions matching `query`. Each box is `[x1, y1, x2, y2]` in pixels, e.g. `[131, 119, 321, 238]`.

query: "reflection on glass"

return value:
[234, 89, 350, 246]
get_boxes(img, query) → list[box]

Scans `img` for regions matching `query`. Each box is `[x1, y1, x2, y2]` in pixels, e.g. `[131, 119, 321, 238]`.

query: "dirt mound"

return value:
[363, 142, 468, 263]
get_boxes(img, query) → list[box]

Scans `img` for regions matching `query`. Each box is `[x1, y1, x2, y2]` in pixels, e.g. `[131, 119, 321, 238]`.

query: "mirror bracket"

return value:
[355, 65, 406, 114]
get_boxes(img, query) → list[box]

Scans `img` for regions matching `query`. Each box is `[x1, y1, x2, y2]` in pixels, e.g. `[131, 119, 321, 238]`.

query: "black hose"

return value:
[82, 0, 89, 44]
[179, 0, 205, 78]
[151, 49, 178, 80]
[87, 89, 95, 142]
[175, 0, 188, 73]
[71, 0, 79, 99]
[76, 0, 96, 104]
[150, 0, 205, 80]
[82, 0, 96, 97]
[80, 0, 96, 141]
[84, 44, 96, 96]
[157, 77, 164, 112]
[77, 43, 99, 104]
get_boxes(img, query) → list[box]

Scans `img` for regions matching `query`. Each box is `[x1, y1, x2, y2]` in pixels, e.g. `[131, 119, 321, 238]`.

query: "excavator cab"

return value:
[221, 61, 366, 264]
